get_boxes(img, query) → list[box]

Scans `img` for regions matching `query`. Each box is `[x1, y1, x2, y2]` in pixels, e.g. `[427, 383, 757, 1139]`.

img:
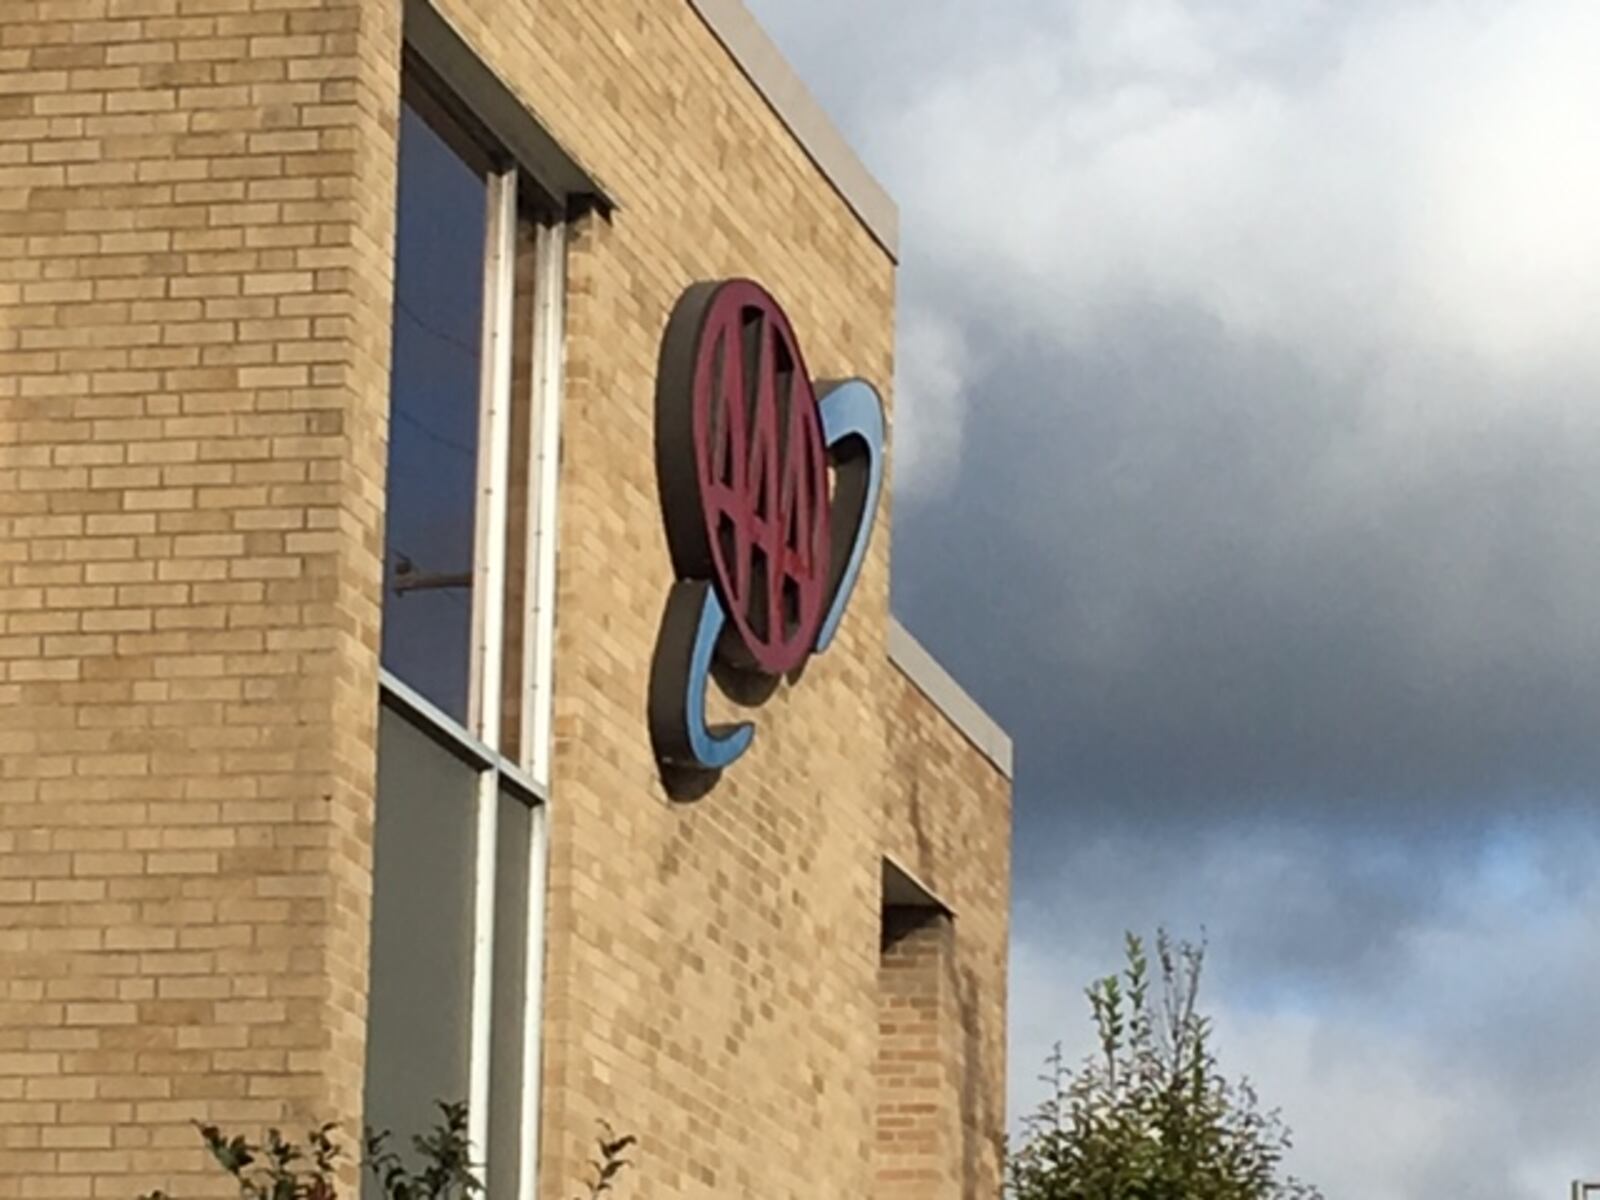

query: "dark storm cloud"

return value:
[894, 300, 1600, 845]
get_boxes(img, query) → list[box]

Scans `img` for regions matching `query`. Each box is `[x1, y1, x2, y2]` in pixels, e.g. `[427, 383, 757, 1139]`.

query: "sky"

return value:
[743, 1, 1600, 1195]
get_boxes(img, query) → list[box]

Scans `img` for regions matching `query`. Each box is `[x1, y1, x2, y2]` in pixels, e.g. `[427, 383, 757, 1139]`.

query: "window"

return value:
[365, 66, 570, 1200]
[366, 706, 480, 1130]
[380, 99, 488, 726]
[875, 860, 954, 1197]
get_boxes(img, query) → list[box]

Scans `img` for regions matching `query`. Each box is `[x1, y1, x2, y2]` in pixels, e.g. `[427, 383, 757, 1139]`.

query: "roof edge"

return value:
[888, 618, 1013, 780]
[686, 0, 900, 262]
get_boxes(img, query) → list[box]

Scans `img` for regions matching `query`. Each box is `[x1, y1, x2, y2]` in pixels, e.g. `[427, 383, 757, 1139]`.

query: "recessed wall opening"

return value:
[876, 859, 955, 1198]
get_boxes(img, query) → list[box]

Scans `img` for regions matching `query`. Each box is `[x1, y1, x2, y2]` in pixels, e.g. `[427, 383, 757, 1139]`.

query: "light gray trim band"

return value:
[686, 0, 900, 261]
[887, 618, 1013, 780]
[403, 0, 612, 212]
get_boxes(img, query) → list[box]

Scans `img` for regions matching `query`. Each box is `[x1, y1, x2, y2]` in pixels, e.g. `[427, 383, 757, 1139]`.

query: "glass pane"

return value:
[486, 789, 534, 1197]
[381, 99, 489, 726]
[364, 706, 480, 1181]
[499, 219, 541, 763]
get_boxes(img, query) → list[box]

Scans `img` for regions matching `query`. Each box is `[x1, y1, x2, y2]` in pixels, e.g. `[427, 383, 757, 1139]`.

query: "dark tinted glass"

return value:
[363, 707, 479, 1179]
[381, 99, 488, 725]
[486, 790, 533, 1196]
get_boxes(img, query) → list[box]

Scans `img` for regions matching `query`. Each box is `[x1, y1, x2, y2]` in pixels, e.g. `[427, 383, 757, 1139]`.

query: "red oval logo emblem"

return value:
[689, 281, 831, 676]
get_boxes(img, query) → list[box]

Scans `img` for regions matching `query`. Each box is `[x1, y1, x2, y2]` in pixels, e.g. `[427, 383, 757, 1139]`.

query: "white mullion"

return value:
[520, 221, 567, 791]
[467, 166, 518, 1177]
[470, 169, 516, 749]
[515, 799, 550, 1200]
[506, 217, 564, 1200]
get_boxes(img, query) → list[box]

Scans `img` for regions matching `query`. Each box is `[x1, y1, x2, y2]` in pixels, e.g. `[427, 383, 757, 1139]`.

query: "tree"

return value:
[1007, 931, 1323, 1200]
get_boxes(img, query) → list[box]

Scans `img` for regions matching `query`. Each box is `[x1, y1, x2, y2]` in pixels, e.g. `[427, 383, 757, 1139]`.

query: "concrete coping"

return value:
[887, 617, 1014, 780]
[686, 0, 901, 262]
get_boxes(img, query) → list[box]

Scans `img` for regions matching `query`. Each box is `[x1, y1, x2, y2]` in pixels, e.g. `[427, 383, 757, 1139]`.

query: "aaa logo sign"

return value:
[691, 279, 831, 675]
[649, 279, 885, 784]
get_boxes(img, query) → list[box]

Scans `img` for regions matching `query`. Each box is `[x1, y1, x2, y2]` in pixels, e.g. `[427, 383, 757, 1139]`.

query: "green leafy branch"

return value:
[574, 1122, 637, 1200]
[137, 1103, 635, 1200]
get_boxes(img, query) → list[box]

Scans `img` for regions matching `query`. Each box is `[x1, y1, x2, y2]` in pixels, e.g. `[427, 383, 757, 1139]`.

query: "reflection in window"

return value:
[364, 707, 479, 1146]
[381, 99, 488, 726]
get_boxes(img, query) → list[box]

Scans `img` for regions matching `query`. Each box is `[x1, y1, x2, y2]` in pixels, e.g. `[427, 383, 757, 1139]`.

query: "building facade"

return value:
[0, 1, 1012, 1198]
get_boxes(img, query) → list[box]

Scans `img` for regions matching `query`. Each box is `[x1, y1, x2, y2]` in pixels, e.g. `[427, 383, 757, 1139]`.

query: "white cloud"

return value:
[891, 306, 969, 499]
[759, 0, 1600, 505]
[856, 0, 1600, 369]
[1399, 2, 1600, 365]
[1214, 1010, 1480, 1199]
[1006, 821, 1600, 1199]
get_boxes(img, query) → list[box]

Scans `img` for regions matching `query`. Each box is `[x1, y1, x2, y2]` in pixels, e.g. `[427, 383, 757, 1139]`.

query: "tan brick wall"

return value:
[0, 1, 1011, 1198]
[883, 678, 1012, 1200]
[0, 0, 400, 1195]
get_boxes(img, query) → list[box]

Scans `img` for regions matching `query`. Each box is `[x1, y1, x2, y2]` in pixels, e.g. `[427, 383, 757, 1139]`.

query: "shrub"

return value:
[137, 1103, 633, 1200]
[1007, 930, 1322, 1200]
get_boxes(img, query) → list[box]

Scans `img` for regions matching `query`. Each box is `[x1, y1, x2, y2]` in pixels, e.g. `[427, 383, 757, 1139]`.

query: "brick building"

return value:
[0, 2, 1013, 1198]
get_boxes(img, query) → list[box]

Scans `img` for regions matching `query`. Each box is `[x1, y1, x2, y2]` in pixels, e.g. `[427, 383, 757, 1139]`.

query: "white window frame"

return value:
[376, 96, 570, 1200]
